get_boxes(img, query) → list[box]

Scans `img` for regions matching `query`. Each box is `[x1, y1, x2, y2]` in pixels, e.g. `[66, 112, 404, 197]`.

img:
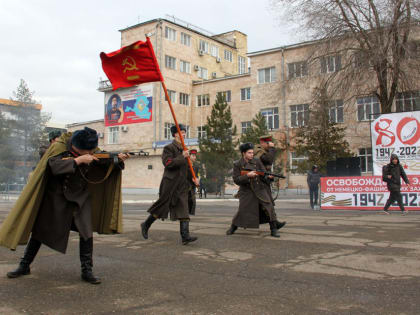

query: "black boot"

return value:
[383, 199, 392, 214]
[7, 238, 41, 278]
[180, 221, 197, 245]
[141, 214, 156, 239]
[80, 237, 101, 284]
[226, 224, 238, 235]
[275, 220, 286, 230]
[269, 221, 280, 238]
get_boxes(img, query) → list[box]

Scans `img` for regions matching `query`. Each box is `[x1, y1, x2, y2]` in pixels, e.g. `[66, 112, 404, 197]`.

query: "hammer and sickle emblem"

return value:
[122, 56, 139, 73]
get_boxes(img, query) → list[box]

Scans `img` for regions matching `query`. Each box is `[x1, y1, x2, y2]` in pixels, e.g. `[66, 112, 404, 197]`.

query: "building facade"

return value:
[67, 17, 420, 189]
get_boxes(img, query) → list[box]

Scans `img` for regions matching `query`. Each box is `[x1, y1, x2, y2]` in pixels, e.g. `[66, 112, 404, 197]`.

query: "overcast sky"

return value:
[0, 0, 297, 125]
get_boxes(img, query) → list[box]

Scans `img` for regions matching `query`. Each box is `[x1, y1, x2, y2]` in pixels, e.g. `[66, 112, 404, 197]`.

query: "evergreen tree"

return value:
[293, 87, 353, 173]
[199, 93, 238, 196]
[239, 112, 269, 144]
[0, 111, 16, 184]
[10, 79, 50, 182]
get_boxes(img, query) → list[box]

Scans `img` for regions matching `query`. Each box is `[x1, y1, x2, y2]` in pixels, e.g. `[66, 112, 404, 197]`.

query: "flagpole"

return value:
[160, 81, 197, 183]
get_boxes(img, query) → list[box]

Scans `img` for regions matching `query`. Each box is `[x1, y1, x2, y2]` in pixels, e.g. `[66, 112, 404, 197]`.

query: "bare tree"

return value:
[271, 0, 420, 113]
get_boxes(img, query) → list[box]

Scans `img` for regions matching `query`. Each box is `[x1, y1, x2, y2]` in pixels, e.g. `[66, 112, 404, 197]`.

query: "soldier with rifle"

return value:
[0, 127, 129, 284]
[187, 149, 200, 215]
[226, 142, 283, 238]
[254, 135, 286, 230]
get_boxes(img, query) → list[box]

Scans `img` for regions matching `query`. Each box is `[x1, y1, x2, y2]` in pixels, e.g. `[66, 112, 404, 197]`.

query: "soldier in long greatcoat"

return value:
[226, 143, 281, 238]
[4, 128, 129, 284]
[140, 124, 199, 245]
[254, 134, 286, 230]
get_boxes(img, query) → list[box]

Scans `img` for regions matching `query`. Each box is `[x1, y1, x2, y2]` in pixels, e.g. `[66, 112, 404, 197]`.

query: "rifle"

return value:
[240, 169, 286, 179]
[93, 150, 149, 165]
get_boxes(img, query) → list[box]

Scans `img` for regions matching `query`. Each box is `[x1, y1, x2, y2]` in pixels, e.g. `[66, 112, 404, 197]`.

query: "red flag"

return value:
[100, 37, 163, 90]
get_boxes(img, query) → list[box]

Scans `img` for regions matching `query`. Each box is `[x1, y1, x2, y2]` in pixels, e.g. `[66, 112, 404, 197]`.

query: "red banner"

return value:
[100, 37, 163, 90]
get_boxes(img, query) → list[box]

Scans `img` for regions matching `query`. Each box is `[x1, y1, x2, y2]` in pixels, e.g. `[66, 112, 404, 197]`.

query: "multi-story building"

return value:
[67, 17, 420, 189]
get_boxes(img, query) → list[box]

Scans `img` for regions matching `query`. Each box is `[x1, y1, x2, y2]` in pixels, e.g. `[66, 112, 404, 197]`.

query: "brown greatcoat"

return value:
[254, 144, 277, 204]
[148, 140, 190, 221]
[232, 158, 277, 228]
[0, 133, 123, 252]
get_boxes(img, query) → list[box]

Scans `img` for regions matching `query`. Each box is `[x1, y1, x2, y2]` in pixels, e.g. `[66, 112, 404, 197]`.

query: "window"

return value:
[181, 32, 191, 46]
[290, 104, 309, 127]
[198, 67, 208, 79]
[241, 121, 251, 134]
[359, 148, 372, 173]
[180, 60, 190, 73]
[166, 90, 176, 103]
[291, 152, 308, 174]
[224, 50, 232, 62]
[328, 100, 344, 123]
[321, 55, 341, 73]
[238, 56, 246, 74]
[179, 93, 190, 106]
[197, 126, 207, 139]
[258, 67, 276, 84]
[217, 90, 231, 102]
[261, 107, 279, 130]
[357, 96, 380, 121]
[165, 27, 176, 41]
[210, 45, 219, 57]
[199, 40, 209, 53]
[165, 55, 176, 70]
[288, 61, 308, 79]
[240, 88, 251, 101]
[396, 91, 420, 112]
[108, 127, 119, 144]
[164, 122, 174, 140]
[197, 94, 210, 107]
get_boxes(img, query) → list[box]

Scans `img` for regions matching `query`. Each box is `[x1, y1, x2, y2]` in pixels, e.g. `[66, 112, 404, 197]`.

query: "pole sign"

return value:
[321, 176, 420, 210]
[371, 111, 420, 175]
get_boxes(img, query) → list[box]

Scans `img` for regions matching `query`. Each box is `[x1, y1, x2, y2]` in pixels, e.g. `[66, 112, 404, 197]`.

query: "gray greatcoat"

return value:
[231, 158, 277, 228]
[148, 140, 190, 220]
[32, 143, 94, 253]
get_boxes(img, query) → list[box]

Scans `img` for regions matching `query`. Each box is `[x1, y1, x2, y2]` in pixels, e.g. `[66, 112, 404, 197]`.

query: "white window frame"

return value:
[165, 55, 176, 70]
[198, 67, 208, 79]
[197, 126, 207, 139]
[288, 61, 308, 79]
[321, 55, 341, 73]
[199, 40, 209, 53]
[164, 122, 174, 140]
[166, 90, 176, 104]
[181, 32, 191, 46]
[224, 50, 232, 62]
[396, 91, 420, 112]
[238, 56, 246, 74]
[357, 96, 380, 121]
[165, 26, 176, 41]
[218, 90, 231, 103]
[240, 88, 251, 101]
[241, 121, 251, 134]
[329, 100, 344, 123]
[180, 60, 191, 74]
[261, 107, 279, 130]
[290, 152, 308, 174]
[179, 93, 190, 106]
[358, 148, 372, 173]
[290, 104, 309, 127]
[210, 45, 219, 57]
[108, 126, 119, 144]
[197, 94, 210, 107]
[258, 67, 276, 84]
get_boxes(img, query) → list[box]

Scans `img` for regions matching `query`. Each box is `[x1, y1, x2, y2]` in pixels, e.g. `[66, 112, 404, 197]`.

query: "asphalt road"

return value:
[0, 200, 420, 314]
